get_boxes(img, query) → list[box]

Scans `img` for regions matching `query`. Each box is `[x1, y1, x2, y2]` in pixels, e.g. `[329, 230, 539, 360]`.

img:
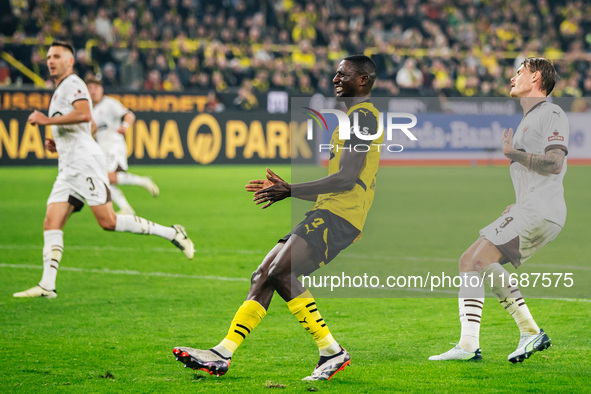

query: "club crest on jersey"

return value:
[548, 131, 564, 142]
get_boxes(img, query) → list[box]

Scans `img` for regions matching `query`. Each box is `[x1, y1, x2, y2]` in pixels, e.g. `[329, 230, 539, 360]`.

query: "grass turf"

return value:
[0, 164, 589, 392]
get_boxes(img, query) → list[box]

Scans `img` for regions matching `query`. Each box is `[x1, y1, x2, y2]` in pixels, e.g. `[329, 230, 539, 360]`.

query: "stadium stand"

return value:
[1, 0, 591, 100]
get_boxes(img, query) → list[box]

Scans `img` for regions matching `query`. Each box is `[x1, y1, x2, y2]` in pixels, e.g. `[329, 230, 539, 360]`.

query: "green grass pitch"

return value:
[0, 164, 589, 392]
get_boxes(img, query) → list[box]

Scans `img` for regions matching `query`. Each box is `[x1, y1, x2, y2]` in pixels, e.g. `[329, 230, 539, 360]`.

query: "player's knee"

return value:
[98, 216, 117, 231]
[470, 256, 489, 272]
[251, 266, 268, 286]
[459, 252, 476, 272]
[43, 217, 55, 231]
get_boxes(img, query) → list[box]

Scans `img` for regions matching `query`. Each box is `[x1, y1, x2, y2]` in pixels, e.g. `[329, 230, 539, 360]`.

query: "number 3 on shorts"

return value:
[86, 177, 95, 191]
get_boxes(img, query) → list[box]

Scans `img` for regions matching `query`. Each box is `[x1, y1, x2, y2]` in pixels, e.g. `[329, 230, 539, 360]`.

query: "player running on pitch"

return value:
[13, 41, 194, 299]
[87, 76, 159, 215]
[430, 58, 568, 363]
[173, 55, 382, 380]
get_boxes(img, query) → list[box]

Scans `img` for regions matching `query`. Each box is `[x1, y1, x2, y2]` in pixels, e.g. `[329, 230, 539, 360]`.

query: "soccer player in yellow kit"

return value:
[173, 55, 383, 380]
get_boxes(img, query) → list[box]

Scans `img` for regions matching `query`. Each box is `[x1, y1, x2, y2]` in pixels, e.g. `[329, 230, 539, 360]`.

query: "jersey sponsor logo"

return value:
[548, 131, 564, 142]
[51, 111, 62, 117]
[522, 126, 528, 134]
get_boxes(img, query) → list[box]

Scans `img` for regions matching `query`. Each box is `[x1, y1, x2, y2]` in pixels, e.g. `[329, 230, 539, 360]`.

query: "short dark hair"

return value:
[344, 54, 377, 88]
[50, 41, 75, 55]
[522, 57, 557, 96]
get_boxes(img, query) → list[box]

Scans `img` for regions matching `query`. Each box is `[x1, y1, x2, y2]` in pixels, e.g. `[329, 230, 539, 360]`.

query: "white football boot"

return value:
[429, 344, 482, 361]
[13, 285, 57, 299]
[145, 178, 160, 197]
[173, 347, 231, 376]
[302, 347, 351, 381]
[508, 329, 551, 363]
[171, 225, 194, 259]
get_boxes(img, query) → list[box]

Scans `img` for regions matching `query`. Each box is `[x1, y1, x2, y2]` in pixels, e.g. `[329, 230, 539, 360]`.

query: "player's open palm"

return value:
[245, 168, 284, 193]
[251, 168, 290, 209]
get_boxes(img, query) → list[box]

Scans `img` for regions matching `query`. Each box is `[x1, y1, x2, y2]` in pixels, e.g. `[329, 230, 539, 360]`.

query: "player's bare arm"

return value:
[501, 128, 565, 175]
[28, 100, 92, 127]
[117, 111, 135, 134]
[253, 149, 368, 209]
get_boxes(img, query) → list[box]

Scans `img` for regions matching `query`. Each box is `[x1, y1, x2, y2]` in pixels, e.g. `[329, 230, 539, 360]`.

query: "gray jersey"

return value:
[511, 101, 569, 226]
[48, 74, 104, 175]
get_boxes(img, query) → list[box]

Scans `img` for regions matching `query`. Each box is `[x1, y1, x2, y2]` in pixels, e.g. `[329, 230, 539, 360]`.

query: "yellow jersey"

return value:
[312, 101, 383, 237]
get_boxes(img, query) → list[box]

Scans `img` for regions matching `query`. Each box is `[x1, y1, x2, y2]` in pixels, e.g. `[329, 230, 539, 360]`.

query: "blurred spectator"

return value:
[95, 8, 114, 43]
[212, 71, 230, 93]
[163, 71, 183, 91]
[74, 49, 95, 80]
[102, 63, 119, 88]
[233, 82, 259, 110]
[292, 16, 316, 43]
[144, 69, 164, 91]
[396, 58, 424, 91]
[30, 49, 49, 80]
[120, 49, 144, 90]
[92, 41, 114, 66]
[205, 91, 226, 113]
[0, 60, 11, 86]
[176, 56, 193, 88]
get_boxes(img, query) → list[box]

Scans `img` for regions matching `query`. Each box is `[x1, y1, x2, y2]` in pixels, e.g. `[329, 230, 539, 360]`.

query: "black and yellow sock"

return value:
[218, 300, 266, 355]
[287, 290, 336, 351]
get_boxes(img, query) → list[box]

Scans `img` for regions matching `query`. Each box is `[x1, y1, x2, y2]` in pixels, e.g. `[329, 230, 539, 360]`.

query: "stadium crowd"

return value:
[1, 0, 591, 100]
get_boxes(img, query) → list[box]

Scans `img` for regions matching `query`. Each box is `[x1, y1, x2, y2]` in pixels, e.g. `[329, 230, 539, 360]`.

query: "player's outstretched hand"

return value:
[501, 128, 514, 156]
[245, 168, 286, 193]
[252, 168, 290, 209]
[245, 179, 266, 193]
[45, 138, 57, 153]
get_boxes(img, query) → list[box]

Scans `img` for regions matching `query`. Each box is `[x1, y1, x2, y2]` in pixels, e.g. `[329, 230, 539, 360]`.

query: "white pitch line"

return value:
[0, 244, 266, 255]
[0, 263, 249, 282]
[2, 244, 589, 270]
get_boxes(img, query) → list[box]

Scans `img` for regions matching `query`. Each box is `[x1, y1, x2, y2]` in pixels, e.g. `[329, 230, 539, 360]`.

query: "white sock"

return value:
[212, 344, 233, 358]
[114, 214, 175, 240]
[458, 271, 484, 352]
[117, 171, 149, 187]
[110, 185, 135, 213]
[319, 338, 341, 356]
[481, 263, 540, 335]
[39, 230, 63, 291]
